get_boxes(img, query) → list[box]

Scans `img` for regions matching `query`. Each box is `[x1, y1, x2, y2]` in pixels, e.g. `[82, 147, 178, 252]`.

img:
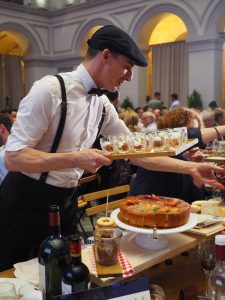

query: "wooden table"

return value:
[0, 231, 218, 300]
[82, 232, 201, 287]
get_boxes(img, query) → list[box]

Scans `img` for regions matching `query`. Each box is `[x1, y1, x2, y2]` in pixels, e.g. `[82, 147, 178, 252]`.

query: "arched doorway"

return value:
[139, 13, 188, 108]
[0, 30, 29, 111]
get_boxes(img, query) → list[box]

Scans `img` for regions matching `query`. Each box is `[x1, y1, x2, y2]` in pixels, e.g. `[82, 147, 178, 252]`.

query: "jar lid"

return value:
[215, 235, 225, 245]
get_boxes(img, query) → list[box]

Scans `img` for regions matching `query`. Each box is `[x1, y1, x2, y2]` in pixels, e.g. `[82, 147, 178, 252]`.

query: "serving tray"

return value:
[106, 139, 198, 160]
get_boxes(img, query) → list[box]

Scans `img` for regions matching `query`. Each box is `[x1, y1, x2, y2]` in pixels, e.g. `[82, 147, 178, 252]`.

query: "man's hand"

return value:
[189, 163, 225, 190]
[74, 149, 112, 173]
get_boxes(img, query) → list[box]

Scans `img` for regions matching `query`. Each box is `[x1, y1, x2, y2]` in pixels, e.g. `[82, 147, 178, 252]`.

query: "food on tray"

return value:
[96, 216, 117, 229]
[119, 194, 190, 228]
[153, 136, 164, 148]
[191, 199, 225, 217]
[190, 204, 201, 214]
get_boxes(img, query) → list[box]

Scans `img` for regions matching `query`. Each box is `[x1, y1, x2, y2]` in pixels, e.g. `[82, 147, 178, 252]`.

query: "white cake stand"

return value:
[110, 209, 197, 250]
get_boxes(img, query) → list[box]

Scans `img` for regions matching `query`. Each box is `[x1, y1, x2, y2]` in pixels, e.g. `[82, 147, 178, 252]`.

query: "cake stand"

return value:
[110, 209, 197, 250]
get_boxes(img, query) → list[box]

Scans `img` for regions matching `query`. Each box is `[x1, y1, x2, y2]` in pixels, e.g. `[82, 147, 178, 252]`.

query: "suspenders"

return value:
[39, 74, 106, 183]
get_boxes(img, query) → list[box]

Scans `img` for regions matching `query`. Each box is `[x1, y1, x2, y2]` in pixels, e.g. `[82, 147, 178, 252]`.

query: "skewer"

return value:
[105, 193, 109, 218]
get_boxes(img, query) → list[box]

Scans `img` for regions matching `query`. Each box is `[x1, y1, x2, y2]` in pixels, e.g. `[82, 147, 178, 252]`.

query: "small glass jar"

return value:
[94, 228, 122, 266]
[152, 130, 168, 151]
[100, 136, 116, 153]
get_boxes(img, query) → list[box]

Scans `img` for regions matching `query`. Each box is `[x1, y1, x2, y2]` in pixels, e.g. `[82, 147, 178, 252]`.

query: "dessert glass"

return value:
[94, 228, 123, 266]
[167, 129, 182, 150]
[100, 136, 116, 153]
[115, 135, 131, 153]
[131, 132, 147, 152]
[153, 130, 168, 151]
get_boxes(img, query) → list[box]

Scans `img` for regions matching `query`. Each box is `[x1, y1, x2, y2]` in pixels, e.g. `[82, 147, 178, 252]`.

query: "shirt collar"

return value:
[74, 63, 97, 94]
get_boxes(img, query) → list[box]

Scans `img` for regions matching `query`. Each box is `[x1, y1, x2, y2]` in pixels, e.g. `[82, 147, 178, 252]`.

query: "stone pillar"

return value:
[119, 48, 149, 108]
[24, 58, 57, 93]
[186, 34, 223, 108]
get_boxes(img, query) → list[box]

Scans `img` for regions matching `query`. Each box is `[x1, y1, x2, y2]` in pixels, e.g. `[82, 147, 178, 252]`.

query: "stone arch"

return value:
[129, 3, 197, 49]
[0, 22, 41, 57]
[203, 1, 225, 34]
[72, 18, 121, 57]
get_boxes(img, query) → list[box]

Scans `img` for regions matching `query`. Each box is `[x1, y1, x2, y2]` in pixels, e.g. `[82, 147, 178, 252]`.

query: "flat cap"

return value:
[87, 25, 148, 67]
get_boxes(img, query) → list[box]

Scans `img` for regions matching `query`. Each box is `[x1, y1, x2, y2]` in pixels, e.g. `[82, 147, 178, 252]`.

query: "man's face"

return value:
[101, 51, 134, 91]
[142, 116, 152, 127]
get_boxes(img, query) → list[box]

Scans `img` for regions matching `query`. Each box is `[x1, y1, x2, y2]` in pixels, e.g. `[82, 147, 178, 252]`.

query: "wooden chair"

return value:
[78, 184, 130, 236]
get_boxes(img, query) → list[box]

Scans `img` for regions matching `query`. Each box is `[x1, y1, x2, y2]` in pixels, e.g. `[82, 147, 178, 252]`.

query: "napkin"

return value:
[87, 246, 134, 278]
[14, 258, 39, 286]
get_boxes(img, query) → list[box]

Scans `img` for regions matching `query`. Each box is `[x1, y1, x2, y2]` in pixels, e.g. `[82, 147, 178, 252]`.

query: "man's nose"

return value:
[124, 69, 133, 81]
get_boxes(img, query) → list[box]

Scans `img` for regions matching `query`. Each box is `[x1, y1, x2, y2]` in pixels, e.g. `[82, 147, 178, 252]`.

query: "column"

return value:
[186, 34, 223, 108]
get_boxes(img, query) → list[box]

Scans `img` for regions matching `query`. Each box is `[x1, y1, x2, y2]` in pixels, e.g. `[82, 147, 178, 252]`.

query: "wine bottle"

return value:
[38, 205, 70, 300]
[61, 234, 90, 294]
[208, 234, 225, 299]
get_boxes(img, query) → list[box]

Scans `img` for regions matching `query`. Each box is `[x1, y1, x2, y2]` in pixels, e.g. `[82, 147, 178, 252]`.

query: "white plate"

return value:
[111, 209, 197, 235]
[0, 278, 34, 294]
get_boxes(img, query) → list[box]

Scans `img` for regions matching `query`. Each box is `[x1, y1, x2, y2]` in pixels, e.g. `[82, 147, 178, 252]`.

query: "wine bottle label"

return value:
[62, 282, 72, 294]
[61, 281, 90, 294]
[39, 263, 46, 298]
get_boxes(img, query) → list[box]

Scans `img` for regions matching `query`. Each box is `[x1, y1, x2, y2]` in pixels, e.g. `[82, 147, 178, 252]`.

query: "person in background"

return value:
[120, 109, 141, 132]
[201, 110, 215, 128]
[0, 25, 223, 271]
[141, 111, 157, 133]
[0, 113, 12, 183]
[144, 92, 162, 111]
[135, 106, 144, 119]
[208, 100, 218, 111]
[105, 90, 120, 113]
[153, 108, 161, 122]
[170, 93, 180, 110]
[214, 108, 225, 126]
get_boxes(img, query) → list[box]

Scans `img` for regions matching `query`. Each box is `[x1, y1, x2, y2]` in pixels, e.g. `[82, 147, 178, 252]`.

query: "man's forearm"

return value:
[131, 156, 196, 174]
[4, 148, 76, 172]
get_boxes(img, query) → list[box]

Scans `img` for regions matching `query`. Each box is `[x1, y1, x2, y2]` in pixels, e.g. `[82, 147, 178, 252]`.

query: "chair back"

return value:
[82, 185, 130, 217]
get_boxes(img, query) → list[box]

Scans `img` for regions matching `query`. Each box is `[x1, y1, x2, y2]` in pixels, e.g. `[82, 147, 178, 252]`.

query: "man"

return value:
[0, 25, 223, 270]
[142, 111, 157, 133]
[144, 92, 162, 111]
[201, 110, 215, 128]
[170, 93, 180, 110]
[0, 113, 12, 183]
[214, 108, 225, 126]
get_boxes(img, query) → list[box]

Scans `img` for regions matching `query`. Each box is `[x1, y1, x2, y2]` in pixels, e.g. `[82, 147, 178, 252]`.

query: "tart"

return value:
[119, 194, 190, 228]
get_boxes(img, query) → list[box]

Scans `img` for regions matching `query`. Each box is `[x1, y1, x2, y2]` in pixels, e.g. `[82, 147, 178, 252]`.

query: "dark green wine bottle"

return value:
[38, 205, 70, 300]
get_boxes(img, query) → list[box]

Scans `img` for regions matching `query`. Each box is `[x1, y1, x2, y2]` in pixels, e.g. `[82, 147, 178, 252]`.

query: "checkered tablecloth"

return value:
[87, 246, 134, 278]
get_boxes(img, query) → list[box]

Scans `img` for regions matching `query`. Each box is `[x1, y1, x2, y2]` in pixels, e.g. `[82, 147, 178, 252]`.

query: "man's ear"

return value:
[0, 124, 5, 133]
[101, 49, 111, 64]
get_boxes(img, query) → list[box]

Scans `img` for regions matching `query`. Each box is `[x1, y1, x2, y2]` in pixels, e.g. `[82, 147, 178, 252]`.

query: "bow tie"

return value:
[88, 88, 108, 96]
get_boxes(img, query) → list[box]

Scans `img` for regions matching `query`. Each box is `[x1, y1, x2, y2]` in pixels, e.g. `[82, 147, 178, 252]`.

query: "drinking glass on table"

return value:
[0, 282, 17, 299]
[197, 239, 216, 296]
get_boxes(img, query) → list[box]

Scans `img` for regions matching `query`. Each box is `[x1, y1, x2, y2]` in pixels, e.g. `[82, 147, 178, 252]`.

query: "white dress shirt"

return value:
[0, 145, 8, 184]
[6, 64, 130, 188]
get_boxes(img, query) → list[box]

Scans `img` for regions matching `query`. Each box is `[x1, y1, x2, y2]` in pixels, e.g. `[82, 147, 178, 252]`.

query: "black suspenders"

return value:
[39, 74, 106, 182]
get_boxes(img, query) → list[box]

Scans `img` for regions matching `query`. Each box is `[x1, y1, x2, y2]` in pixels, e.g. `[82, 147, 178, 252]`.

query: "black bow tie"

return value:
[88, 88, 108, 96]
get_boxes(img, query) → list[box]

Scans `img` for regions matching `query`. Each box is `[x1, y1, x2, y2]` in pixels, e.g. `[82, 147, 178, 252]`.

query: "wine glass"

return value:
[197, 239, 216, 295]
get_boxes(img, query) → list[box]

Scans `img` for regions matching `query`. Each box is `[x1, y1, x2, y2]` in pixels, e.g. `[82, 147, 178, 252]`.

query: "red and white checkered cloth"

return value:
[87, 246, 134, 278]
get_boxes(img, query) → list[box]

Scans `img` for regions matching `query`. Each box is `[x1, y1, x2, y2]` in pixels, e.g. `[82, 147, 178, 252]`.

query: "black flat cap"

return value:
[87, 25, 148, 67]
